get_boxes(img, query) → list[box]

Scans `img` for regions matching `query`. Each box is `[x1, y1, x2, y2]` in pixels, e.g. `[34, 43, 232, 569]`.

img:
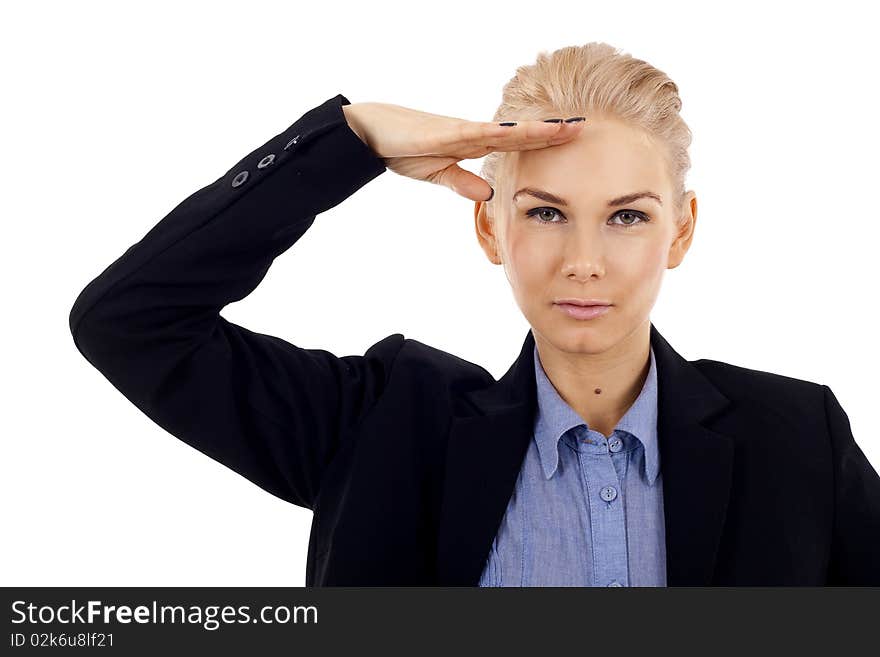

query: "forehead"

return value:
[510, 117, 669, 195]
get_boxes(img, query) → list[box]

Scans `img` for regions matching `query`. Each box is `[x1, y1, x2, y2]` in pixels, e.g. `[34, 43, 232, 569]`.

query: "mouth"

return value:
[553, 298, 612, 307]
[553, 299, 613, 321]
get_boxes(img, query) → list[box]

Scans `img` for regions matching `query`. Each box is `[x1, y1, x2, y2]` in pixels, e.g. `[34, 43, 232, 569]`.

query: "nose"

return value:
[561, 235, 606, 282]
[562, 262, 604, 282]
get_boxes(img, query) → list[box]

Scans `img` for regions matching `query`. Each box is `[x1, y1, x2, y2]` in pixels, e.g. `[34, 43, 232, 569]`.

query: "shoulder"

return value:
[360, 334, 496, 420]
[398, 336, 494, 384]
[365, 333, 495, 384]
[692, 357, 823, 397]
[691, 357, 826, 423]
[365, 333, 489, 374]
[366, 334, 494, 394]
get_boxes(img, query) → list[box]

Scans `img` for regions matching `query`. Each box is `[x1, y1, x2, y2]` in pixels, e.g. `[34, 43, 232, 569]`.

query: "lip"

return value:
[554, 302, 612, 320]
[553, 298, 612, 306]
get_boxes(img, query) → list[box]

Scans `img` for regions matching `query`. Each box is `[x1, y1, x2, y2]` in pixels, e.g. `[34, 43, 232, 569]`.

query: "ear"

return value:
[474, 198, 502, 265]
[667, 191, 697, 269]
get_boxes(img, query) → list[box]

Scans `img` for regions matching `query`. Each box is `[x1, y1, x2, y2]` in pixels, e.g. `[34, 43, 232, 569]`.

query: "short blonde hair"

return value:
[481, 42, 692, 221]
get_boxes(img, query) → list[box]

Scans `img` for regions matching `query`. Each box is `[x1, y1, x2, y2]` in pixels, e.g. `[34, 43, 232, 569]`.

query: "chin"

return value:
[546, 320, 616, 354]
[560, 334, 613, 355]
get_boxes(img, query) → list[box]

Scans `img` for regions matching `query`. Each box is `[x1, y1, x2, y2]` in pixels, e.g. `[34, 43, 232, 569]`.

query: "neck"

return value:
[533, 319, 652, 438]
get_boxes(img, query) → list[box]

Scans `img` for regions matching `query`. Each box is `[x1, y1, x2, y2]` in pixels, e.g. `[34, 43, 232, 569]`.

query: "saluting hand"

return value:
[342, 102, 585, 203]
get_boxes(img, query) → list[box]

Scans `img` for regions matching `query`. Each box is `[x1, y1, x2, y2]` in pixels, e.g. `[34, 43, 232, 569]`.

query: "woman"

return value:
[69, 43, 880, 586]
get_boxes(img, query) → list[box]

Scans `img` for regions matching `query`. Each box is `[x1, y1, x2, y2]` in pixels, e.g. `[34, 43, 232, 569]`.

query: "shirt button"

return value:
[607, 581, 623, 587]
[283, 134, 300, 150]
[600, 486, 617, 502]
[608, 437, 623, 453]
[257, 153, 276, 168]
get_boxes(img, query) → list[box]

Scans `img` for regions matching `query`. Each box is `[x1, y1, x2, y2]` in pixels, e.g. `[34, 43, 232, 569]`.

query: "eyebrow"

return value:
[512, 187, 663, 208]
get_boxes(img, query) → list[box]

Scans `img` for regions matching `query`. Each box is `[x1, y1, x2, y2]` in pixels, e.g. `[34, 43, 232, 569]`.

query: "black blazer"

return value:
[69, 93, 880, 586]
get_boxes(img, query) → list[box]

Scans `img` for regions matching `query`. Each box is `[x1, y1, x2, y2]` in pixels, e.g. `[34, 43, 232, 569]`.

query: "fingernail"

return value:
[543, 118, 563, 123]
[498, 121, 517, 126]
[564, 116, 587, 123]
[485, 187, 494, 202]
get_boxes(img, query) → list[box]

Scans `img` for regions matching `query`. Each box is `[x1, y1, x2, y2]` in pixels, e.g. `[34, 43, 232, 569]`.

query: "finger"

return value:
[484, 130, 584, 153]
[451, 119, 585, 157]
[435, 163, 494, 203]
[495, 120, 586, 148]
[479, 118, 584, 146]
[440, 118, 559, 152]
[454, 126, 586, 160]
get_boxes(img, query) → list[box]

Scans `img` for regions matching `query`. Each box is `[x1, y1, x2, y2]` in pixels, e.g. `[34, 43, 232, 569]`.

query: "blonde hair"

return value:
[481, 42, 692, 222]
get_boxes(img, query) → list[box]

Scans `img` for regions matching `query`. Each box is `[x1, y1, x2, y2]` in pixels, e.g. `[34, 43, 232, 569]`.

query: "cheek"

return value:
[633, 244, 667, 274]
[504, 229, 537, 282]
[617, 242, 668, 298]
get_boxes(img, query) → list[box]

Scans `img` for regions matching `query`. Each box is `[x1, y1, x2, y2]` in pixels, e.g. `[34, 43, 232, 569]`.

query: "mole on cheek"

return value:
[594, 388, 602, 394]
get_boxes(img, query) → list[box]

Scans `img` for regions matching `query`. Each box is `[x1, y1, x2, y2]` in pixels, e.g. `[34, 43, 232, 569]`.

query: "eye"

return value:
[525, 207, 652, 227]
[525, 207, 565, 224]
[609, 210, 651, 227]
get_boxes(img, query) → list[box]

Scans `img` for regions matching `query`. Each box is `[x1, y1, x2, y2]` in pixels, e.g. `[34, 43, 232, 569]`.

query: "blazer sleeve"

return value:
[823, 384, 880, 585]
[68, 92, 402, 511]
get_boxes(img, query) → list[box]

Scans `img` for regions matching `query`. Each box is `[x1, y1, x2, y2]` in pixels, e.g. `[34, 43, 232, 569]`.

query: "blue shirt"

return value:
[478, 342, 667, 587]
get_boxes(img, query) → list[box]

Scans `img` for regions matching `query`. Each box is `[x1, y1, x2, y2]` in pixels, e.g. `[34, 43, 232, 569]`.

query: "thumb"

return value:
[443, 164, 494, 202]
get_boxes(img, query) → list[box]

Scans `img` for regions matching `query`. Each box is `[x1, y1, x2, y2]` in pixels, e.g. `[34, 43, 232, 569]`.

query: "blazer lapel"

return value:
[650, 324, 735, 585]
[435, 322, 735, 586]
[436, 330, 537, 586]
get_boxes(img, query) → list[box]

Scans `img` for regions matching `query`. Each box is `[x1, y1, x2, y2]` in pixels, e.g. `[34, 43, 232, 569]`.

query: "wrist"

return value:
[342, 104, 370, 146]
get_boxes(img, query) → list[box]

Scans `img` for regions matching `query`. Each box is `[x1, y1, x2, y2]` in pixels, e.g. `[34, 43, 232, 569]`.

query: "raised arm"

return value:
[69, 92, 585, 511]
[68, 93, 399, 510]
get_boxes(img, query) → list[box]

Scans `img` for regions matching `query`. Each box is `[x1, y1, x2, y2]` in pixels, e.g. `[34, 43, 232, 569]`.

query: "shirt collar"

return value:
[532, 342, 660, 485]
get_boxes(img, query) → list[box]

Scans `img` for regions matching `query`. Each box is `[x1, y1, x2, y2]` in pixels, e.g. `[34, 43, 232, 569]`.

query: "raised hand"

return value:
[342, 102, 586, 202]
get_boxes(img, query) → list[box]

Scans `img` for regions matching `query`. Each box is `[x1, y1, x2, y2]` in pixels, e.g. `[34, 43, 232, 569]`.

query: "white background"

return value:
[3, 0, 877, 586]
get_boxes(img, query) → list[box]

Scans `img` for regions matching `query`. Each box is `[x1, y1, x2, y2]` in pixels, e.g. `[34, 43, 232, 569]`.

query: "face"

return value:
[475, 114, 698, 358]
